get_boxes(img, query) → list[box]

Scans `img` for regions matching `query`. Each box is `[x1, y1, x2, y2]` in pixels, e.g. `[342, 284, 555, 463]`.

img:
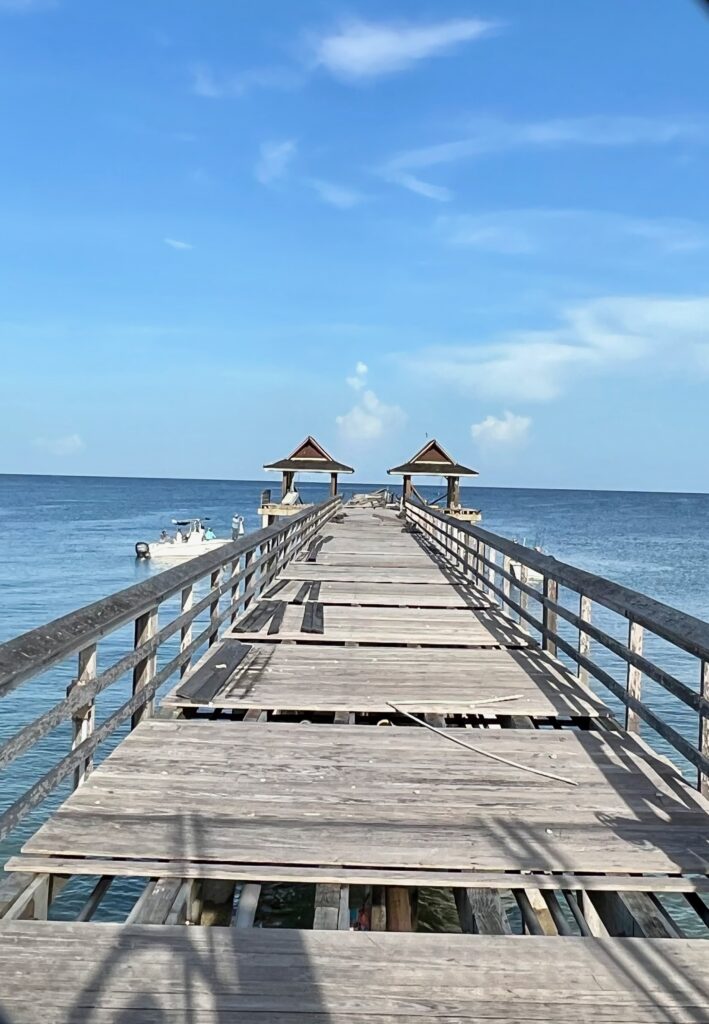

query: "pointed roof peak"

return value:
[388, 438, 478, 478]
[264, 436, 354, 475]
[287, 436, 334, 462]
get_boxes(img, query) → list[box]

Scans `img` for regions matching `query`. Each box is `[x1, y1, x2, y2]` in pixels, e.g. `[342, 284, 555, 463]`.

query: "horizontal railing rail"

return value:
[0, 497, 340, 844]
[406, 497, 709, 796]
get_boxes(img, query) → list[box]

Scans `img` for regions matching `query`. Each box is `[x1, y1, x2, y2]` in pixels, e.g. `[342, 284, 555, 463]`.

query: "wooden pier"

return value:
[1, 495, 708, 1021]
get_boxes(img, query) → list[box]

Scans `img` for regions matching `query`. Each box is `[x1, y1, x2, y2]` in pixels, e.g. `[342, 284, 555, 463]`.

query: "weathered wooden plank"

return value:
[175, 641, 252, 702]
[20, 721, 709, 876]
[1, 923, 708, 1023]
[8, 853, 709, 893]
[231, 605, 530, 648]
[266, 579, 490, 609]
[301, 602, 324, 634]
[163, 644, 605, 718]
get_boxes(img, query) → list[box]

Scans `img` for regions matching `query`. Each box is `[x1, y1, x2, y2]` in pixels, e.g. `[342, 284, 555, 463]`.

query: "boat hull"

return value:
[148, 539, 230, 560]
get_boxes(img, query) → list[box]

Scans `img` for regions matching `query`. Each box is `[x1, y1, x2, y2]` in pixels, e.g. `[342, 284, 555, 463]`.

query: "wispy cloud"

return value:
[190, 63, 301, 99]
[255, 139, 297, 185]
[382, 115, 707, 197]
[401, 295, 709, 403]
[435, 209, 707, 256]
[164, 237, 193, 251]
[472, 412, 531, 445]
[312, 17, 498, 80]
[389, 116, 707, 170]
[33, 433, 85, 456]
[386, 172, 453, 202]
[307, 178, 366, 208]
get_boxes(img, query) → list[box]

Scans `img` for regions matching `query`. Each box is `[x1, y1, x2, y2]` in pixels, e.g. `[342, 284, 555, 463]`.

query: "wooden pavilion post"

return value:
[446, 475, 460, 509]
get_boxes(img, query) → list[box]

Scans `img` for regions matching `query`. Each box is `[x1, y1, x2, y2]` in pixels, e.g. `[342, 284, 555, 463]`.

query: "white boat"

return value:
[135, 517, 240, 561]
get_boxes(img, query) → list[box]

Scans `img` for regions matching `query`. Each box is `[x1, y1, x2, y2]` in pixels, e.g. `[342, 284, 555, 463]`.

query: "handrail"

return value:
[408, 497, 709, 663]
[0, 496, 341, 845]
[0, 498, 338, 697]
[405, 497, 709, 795]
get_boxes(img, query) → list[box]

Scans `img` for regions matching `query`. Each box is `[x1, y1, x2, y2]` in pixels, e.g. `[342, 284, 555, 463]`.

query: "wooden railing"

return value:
[0, 498, 340, 846]
[406, 498, 709, 795]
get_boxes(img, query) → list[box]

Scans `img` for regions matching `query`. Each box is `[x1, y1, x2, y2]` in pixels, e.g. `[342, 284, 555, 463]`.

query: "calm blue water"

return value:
[1, 475, 708, 925]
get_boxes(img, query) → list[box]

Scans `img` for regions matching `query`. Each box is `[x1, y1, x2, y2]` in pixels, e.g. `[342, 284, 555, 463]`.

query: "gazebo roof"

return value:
[388, 439, 478, 478]
[264, 436, 354, 475]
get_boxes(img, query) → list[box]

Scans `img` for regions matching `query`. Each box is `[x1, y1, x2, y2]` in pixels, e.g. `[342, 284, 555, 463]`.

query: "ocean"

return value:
[1, 474, 708, 927]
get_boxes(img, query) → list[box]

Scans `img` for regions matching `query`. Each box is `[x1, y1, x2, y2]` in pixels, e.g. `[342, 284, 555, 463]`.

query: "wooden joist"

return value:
[313, 883, 349, 929]
[125, 877, 185, 925]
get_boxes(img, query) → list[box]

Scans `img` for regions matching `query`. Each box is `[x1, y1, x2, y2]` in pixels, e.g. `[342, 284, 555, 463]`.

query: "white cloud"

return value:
[164, 237, 193, 251]
[346, 361, 368, 391]
[402, 295, 709, 403]
[381, 115, 707, 197]
[307, 178, 365, 208]
[337, 389, 406, 441]
[388, 116, 707, 171]
[255, 139, 297, 185]
[190, 63, 300, 99]
[386, 172, 453, 202]
[312, 17, 497, 80]
[435, 209, 706, 256]
[472, 412, 531, 445]
[33, 433, 85, 456]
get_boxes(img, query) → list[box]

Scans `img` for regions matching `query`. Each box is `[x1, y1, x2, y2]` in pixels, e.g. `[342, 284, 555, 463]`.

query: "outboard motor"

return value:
[135, 542, 151, 559]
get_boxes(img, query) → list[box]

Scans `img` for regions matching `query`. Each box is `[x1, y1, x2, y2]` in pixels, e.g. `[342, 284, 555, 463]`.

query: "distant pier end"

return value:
[260, 435, 354, 526]
[388, 438, 481, 522]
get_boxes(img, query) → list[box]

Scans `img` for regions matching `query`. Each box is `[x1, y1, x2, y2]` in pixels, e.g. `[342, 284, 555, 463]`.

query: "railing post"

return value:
[240, 550, 255, 619]
[518, 565, 529, 633]
[208, 569, 221, 646]
[699, 660, 709, 797]
[625, 621, 644, 733]
[132, 607, 158, 729]
[229, 558, 240, 625]
[473, 538, 483, 586]
[486, 547, 496, 599]
[578, 595, 592, 686]
[542, 577, 558, 657]
[68, 642, 97, 788]
[179, 585, 193, 677]
[502, 556, 511, 617]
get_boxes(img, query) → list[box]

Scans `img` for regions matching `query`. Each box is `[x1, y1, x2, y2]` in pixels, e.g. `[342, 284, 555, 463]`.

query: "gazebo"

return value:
[388, 439, 479, 519]
[263, 436, 354, 499]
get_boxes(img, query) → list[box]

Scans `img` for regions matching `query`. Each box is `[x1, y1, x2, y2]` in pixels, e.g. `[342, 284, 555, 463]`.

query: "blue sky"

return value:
[1, 0, 708, 489]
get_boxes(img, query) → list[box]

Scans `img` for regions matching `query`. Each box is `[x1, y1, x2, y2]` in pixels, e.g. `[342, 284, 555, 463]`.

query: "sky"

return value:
[1, 0, 709, 489]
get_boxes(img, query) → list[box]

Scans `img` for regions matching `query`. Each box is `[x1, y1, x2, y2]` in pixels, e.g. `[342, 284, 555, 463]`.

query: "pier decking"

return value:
[1, 497, 708, 1021]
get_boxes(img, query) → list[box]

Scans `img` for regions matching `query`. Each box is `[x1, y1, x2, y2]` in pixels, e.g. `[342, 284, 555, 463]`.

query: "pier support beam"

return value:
[386, 887, 417, 932]
[199, 880, 237, 926]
